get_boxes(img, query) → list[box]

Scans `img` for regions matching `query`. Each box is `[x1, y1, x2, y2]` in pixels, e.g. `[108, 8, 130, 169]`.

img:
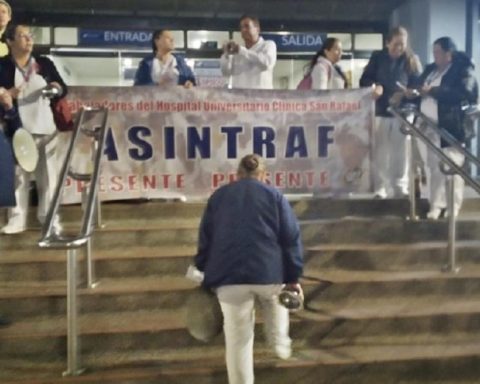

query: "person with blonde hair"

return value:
[195, 154, 303, 384]
[0, 0, 12, 57]
[360, 26, 422, 198]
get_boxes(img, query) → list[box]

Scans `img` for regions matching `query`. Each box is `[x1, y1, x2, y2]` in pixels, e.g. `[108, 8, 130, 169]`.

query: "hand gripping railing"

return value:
[389, 104, 480, 273]
[38, 106, 109, 376]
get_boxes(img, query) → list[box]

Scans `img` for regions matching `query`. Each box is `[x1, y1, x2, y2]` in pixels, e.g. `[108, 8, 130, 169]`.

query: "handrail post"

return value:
[81, 185, 98, 288]
[444, 174, 460, 273]
[95, 193, 103, 229]
[406, 133, 417, 220]
[38, 107, 109, 376]
[91, 133, 104, 229]
[63, 249, 85, 376]
[86, 237, 98, 289]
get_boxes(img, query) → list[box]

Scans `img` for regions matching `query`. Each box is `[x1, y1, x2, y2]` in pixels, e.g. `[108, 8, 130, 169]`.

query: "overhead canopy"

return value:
[13, 0, 407, 32]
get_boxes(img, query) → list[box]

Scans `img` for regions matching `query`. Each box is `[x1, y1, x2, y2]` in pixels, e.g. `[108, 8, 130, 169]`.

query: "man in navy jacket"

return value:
[195, 154, 303, 384]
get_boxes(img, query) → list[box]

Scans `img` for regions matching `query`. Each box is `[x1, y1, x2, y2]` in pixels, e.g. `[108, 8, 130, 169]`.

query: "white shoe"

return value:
[275, 344, 292, 360]
[426, 207, 442, 220]
[443, 208, 460, 219]
[41, 216, 63, 234]
[374, 188, 388, 199]
[393, 187, 408, 198]
[1, 220, 27, 234]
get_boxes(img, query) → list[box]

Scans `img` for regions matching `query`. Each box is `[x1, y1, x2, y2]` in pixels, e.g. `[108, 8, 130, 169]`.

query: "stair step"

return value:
[0, 246, 197, 282]
[2, 340, 480, 384]
[2, 218, 480, 253]
[2, 295, 480, 348]
[4, 268, 480, 317]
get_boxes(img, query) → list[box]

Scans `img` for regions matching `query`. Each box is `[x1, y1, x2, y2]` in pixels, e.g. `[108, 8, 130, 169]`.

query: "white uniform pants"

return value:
[216, 284, 291, 384]
[423, 130, 465, 215]
[7, 136, 58, 226]
[373, 117, 409, 196]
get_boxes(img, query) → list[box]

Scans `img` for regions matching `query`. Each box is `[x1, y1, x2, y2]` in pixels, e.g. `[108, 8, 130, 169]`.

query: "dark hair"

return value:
[433, 36, 457, 53]
[239, 14, 260, 29]
[1, 22, 21, 44]
[237, 154, 265, 178]
[386, 26, 420, 75]
[151, 29, 165, 53]
[308, 37, 340, 72]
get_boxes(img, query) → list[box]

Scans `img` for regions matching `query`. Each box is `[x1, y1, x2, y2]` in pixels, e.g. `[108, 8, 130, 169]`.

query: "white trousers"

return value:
[216, 284, 291, 384]
[422, 130, 465, 215]
[373, 117, 409, 196]
[7, 136, 58, 225]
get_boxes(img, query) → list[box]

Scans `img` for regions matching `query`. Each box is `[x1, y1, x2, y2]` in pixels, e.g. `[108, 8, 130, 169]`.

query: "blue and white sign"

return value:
[261, 33, 326, 52]
[79, 29, 153, 47]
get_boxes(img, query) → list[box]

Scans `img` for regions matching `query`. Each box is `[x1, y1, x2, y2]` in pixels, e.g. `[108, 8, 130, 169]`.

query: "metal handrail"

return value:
[389, 106, 480, 195]
[39, 106, 109, 248]
[412, 107, 480, 171]
[37, 106, 109, 377]
[389, 104, 480, 274]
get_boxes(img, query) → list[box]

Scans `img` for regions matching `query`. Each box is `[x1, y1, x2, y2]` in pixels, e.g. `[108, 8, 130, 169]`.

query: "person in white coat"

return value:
[414, 37, 478, 219]
[360, 26, 422, 199]
[309, 37, 347, 90]
[220, 15, 277, 90]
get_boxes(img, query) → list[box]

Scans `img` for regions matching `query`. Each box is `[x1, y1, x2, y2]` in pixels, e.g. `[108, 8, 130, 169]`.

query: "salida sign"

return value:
[261, 33, 326, 52]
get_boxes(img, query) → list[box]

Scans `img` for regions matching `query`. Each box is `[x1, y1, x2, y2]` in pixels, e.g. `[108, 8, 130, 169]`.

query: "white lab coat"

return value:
[311, 56, 345, 90]
[220, 37, 277, 90]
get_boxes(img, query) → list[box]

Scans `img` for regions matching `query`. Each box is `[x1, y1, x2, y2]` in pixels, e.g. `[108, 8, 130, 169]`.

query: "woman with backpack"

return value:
[300, 37, 347, 90]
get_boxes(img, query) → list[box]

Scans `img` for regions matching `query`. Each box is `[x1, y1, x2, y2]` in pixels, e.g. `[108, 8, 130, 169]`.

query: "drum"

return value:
[185, 287, 223, 342]
[12, 128, 39, 172]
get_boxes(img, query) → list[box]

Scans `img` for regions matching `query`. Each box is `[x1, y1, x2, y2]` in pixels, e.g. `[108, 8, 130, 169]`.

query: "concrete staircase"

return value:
[1, 197, 480, 384]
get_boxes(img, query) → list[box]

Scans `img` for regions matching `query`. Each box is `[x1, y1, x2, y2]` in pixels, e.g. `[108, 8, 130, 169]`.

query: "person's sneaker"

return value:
[373, 188, 388, 199]
[393, 187, 409, 198]
[1, 219, 26, 234]
[443, 208, 460, 219]
[52, 216, 63, 234]
[426, 207, 442, 220]
[275, 344, 292, 360]
[39, 215, 63, 235]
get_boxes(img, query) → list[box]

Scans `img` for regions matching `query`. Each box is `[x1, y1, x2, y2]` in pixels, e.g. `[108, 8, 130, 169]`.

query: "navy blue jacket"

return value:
[415, 52, 478, 147]
[0, 55, 68, 117]
[195, 178, 304, 289]
[134, 53, 196, 86]
[0, 106, 22, 207]
[360, 48, 421, 117]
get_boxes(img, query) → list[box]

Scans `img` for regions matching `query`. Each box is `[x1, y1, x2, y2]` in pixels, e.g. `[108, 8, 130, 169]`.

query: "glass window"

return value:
[50, 54, 124, 86]
[232, 32, 243, 45]
[170, 30, 185, 49]
[54, 27, 78, 45]
[327, 33, 352, 51]
[187, 31, 229, 50]
[354, 33, 383, 50]
[31, 27, 51, 45]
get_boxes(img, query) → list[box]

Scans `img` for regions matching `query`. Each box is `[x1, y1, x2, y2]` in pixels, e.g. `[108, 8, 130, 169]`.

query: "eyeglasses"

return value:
[16, 33, 34, 40]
